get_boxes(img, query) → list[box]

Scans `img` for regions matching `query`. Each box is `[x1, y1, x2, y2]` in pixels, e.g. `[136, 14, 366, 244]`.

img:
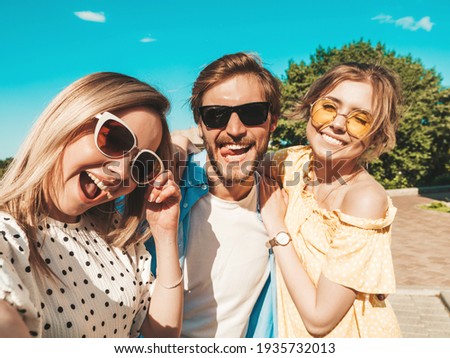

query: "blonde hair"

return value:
[0, 72, 172, 276]
[190, 52, 282, 123]
[294, 62, 403, 162]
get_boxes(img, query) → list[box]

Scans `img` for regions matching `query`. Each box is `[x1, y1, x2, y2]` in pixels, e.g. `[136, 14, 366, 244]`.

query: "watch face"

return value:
[276, 232, 291, 245]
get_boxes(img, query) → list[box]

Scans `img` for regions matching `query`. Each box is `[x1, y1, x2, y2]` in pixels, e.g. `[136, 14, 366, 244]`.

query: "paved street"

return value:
[388, 190, 450, 337]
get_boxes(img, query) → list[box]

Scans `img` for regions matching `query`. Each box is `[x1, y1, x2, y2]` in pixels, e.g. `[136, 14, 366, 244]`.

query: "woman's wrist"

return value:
[156, 268, 183, 289]
[152, 231, 178, 247]
[267, 224, 289, 239]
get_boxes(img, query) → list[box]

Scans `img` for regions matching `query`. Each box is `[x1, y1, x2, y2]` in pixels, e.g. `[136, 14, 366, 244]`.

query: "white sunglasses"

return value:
[94, 112, 164, 184]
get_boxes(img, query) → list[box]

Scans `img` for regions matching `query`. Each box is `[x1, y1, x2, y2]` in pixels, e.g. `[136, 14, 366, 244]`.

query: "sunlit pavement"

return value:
[388, 190, 450, 337]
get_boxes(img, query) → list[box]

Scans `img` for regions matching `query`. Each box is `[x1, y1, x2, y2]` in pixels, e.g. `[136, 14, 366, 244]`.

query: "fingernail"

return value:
[155, 197, 162, 204]
[149, 194, 155, 202]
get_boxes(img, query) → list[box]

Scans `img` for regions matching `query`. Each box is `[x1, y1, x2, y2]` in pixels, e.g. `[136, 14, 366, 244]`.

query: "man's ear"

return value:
[269, 116, 278, 133]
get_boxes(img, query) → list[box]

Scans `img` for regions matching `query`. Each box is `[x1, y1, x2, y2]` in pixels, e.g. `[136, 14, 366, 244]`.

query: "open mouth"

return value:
[219, 143, 253, 162]
[79, 171, 112, 200]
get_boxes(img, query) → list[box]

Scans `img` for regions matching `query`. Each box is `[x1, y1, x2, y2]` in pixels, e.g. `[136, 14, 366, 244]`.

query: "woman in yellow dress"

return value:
[260, 62, 403, 337]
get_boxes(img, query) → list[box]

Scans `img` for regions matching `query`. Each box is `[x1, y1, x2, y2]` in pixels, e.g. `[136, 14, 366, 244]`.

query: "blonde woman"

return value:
[0, 72, 182, 338]
[260, 63, 403, 337]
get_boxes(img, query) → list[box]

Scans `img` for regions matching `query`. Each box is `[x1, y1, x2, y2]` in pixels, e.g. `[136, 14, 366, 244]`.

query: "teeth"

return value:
[225, 144, 250, 150]
[86, 172, 112, 198]
[322, 133, 344, 146]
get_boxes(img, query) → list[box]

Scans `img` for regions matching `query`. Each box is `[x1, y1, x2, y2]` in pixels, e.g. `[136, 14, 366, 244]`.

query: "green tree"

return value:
[0, 157, 13, 179]
[271, 40, 450, 188]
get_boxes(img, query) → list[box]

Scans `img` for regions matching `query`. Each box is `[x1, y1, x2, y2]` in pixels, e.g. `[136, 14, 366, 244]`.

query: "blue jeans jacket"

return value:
[145, 150, 277, 337]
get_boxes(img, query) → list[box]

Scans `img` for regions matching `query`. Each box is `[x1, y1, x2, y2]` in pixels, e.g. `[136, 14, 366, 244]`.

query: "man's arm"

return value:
[172, 134, 200, 183]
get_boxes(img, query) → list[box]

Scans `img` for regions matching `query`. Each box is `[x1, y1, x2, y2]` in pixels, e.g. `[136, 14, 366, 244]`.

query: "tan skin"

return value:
[0, 302, 31, 337]
[259, 80, 389, 336]
[0, 107, 183, 338]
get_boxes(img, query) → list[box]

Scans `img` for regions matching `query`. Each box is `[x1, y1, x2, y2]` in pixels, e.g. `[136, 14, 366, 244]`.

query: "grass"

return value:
[420, 201, 450, 213]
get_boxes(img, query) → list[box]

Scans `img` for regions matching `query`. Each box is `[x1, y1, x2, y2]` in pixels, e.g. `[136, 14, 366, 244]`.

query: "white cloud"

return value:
[415, 16, 434, 31]
[74, 11, 106, 23]
[140, 37, 157, 43]
[395, 16, 416, 30]
[372, 14, 395, 24]
[372, 14, 434, 32]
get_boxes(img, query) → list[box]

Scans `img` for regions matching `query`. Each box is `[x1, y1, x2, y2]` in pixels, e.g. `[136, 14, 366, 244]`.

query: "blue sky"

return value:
[1, 0, 449, 159]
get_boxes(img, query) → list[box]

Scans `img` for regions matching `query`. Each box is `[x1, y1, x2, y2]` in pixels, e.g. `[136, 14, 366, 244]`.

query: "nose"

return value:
[329, 113, 347, 133]
[225, 111, 247, 139]
[102, 155, 133, 185]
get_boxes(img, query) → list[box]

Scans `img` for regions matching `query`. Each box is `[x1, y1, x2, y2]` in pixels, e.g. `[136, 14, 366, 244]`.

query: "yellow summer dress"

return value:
[273, 145, 401, 338]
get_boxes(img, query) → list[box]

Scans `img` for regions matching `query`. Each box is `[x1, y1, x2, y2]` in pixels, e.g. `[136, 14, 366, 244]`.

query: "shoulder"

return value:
[0, 212, 31, 258]
[0, 212, 27, 241]
[341, 175, 388, 220]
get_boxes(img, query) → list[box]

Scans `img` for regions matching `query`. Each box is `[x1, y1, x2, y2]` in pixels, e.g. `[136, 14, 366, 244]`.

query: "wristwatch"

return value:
[266, 231, 292, 248]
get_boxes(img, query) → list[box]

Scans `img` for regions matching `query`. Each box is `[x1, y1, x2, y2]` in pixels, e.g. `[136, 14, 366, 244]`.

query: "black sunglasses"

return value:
[199, 101, 270, 129]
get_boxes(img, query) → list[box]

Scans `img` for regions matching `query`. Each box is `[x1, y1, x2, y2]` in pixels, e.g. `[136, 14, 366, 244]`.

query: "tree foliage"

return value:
[0, 157, 13, 179]
[271, 40, 450, 188]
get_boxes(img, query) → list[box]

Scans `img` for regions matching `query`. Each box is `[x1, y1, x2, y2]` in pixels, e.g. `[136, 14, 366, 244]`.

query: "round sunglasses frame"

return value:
[310, 97, 373, 139]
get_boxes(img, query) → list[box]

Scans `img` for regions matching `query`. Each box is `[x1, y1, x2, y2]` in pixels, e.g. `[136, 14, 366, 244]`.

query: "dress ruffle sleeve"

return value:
[0, 215, 40, 334]
[322, 201, 397, 294]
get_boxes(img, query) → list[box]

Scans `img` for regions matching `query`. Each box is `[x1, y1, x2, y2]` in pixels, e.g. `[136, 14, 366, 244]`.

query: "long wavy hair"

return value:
[0, 72, 172, 276]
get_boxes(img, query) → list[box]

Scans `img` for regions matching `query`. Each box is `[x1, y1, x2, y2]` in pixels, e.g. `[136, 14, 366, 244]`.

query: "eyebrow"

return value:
[324, 96, 342, 105]
[324, 96, 371, 113]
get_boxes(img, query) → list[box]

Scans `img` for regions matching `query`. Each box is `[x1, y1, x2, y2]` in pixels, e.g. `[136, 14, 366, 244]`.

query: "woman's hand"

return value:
[146, 170, 181, 242]
[259, 176, 289, 238]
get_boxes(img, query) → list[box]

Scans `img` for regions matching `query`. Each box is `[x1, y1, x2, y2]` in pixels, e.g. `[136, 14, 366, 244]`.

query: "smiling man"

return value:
[147, 52, 282, 337]
[197, 69, 277, 199]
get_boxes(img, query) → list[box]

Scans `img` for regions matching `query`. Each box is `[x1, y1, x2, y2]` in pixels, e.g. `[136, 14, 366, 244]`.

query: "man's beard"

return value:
[204, 133, 270, 187]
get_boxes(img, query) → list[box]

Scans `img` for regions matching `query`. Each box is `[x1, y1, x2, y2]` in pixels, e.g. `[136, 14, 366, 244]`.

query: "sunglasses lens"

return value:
[131, 151, 163, 184]
[237, 102, 269, 126]
[311, 99, 337, 127]
[200, 107, 231, 129]
[347, 112, 371, 138]
[97, 119, 135, 157]
[200, 102, 269, 129]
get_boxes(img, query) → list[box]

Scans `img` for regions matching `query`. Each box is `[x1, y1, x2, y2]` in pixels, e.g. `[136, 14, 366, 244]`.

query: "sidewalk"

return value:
[388, 190, 450, 337]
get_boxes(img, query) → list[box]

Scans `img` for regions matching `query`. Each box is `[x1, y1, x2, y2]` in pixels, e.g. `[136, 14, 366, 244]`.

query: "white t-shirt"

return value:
[0, 212, 152, 337]
[181, 185, 270, 337]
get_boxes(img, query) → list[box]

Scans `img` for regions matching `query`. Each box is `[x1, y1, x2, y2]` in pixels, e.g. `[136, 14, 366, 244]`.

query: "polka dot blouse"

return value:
[273, 146, 402, 338]
[0, 212, 153, 338]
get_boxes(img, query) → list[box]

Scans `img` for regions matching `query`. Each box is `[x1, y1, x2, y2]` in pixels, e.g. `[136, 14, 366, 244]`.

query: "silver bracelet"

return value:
[156, 269, 184, 289]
